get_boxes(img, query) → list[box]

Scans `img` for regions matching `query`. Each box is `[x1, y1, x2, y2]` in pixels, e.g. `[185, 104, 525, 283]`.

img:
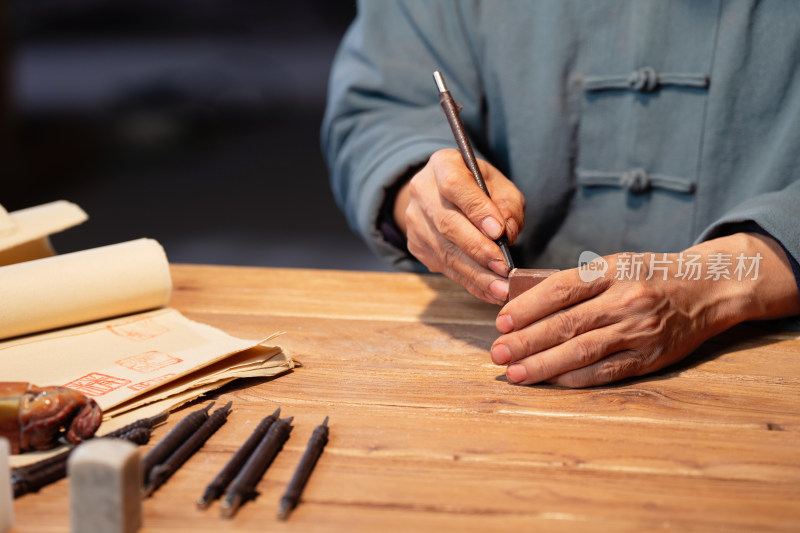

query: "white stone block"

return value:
[68, 439, 142, 533]
[0, 438, 12, 533]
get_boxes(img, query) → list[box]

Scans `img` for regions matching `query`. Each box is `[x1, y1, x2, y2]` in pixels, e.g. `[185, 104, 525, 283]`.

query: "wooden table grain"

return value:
[11, 265, 800, 532]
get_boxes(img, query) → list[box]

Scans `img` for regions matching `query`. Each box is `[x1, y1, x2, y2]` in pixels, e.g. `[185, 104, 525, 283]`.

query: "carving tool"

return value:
[144, 402, 232, 497]
[434, 70, 514, 270]
[277, 416, 329, 520]
[220, 416, 294, 518]
[141, 403, 213, 488]
[196, 407, 281, 509]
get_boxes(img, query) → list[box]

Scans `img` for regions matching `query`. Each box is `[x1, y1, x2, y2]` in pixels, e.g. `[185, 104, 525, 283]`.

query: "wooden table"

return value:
[12, 265, 800, 532]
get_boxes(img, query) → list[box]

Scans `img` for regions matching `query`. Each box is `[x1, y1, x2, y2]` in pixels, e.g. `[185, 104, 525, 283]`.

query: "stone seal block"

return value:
[508, 269, 558, 300]
[68, 438, 142, 533]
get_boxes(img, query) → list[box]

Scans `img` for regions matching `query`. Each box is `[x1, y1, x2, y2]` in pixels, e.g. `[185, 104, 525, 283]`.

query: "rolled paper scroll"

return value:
[0, 238, 171, 340]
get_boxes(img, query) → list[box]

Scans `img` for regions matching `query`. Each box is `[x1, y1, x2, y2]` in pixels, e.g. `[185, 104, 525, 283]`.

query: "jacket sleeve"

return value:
[321, 0, 483, 271]
[696, 176, 800, 295]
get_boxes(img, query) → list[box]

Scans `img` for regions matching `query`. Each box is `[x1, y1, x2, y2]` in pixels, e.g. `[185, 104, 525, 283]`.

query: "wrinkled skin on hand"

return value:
[491, 233, 800, 387]
[0, 382, 102, 453]
[395, 149, 525, 304]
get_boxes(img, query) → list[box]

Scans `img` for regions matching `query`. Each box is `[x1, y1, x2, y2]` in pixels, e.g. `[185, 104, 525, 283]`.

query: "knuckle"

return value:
[551, 310, 579, 340]
[437, 174, 494, 220]
[496, 186, 524, 210]
[438, 168, 466, 196]
[404, 205, 421, 228]
[407, 243, 434, 271]
[440, 241, 460, 269]
[597, 354, 640, 383]
[511, 334, 537, 361]
[593, 365, 617, 385]
[437, 210, 461, 238]
[464, 239, 494, 263]
[630, 282, 651, 300]
[426, 262, 444, 275]
[550, 278, 576, 305]
[461, 194, 492, 219]
[571, 336, 597, 366]
[637, 315, 663, 335]
[406, 238, 422, 257]
[619, 283, 650, 308]
[527, 356, 554, 382]
[430, 148, 458, 166]
[407, 178, 422, 199]
[407, 170, 433, 198]
[645, 344, 665, 365]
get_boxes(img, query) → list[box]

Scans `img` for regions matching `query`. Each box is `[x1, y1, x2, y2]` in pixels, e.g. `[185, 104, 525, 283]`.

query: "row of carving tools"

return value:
[12, 400, 329, 520]
[141, 401, 328, 519]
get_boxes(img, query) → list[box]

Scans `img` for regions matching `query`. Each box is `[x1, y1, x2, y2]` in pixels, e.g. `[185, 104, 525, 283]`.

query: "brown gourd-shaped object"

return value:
[0, 382, 102, 454]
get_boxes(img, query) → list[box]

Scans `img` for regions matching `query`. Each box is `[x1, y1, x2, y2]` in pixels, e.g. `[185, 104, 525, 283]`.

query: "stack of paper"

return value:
[0, 203, 292, 466]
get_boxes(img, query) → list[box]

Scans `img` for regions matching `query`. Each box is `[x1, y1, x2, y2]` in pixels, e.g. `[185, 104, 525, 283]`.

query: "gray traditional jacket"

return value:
[322, 0, 800, 281]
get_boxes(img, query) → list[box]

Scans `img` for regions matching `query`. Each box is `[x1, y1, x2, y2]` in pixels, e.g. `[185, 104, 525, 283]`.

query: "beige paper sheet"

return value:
[5, 308, 293, 467]
[0, 238, 171, 340]
[0, 200, 87, 254]
[101, 343, 294, 425]
[1, 308, 256, 410]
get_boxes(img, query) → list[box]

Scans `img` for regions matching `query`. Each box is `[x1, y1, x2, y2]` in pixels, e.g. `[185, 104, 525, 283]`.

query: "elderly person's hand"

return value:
[491, 232, 800, 387]
[393, 149, 525, 304]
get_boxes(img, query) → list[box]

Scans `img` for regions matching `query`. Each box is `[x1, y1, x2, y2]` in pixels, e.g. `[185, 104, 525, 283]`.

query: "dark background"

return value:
[2, 0, 390, 271]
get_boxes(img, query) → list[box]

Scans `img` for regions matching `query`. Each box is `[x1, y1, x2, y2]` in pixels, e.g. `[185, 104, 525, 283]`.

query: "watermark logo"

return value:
[578, 251, 608, 282]
[576, 250, 762, 282]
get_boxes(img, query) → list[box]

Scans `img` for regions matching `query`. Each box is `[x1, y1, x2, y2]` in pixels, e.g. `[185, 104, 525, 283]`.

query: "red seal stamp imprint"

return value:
[65, 373, 132, 397]
[115, 351, 182, 374]
[107, 318, 170, 342]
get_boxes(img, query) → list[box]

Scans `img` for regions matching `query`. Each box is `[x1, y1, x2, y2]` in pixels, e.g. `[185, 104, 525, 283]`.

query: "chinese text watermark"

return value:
[578, 251, 762, 283]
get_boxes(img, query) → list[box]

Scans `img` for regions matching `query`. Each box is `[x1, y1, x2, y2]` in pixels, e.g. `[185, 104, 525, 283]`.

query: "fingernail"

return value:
[496, 313, 513, 333]
[481, 217, 503, 240]
[506, 364, 527, 384]
[491, 343, 511, 365]
[489, 279, 508, 300]
[506, 218, 518, 240]
[489, 259, 509, 277]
